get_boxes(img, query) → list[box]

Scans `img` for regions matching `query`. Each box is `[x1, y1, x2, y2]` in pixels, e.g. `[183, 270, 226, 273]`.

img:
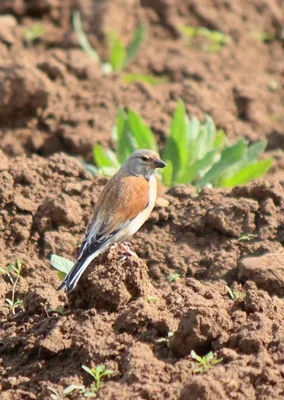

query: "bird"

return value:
[57, 149, 166, 293]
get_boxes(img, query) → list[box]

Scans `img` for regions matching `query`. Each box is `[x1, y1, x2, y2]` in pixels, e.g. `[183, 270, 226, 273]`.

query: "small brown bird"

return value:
[58, 149, 166, 293]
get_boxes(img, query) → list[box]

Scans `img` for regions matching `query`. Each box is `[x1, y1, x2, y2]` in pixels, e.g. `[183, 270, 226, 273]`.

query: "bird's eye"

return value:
[141, 156, 148, 161]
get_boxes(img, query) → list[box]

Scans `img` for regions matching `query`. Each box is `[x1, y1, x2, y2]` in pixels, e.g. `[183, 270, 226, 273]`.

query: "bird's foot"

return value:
[120, 242, 137, 257]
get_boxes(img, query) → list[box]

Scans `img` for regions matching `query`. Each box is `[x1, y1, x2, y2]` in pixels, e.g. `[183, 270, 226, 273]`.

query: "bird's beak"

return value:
[154, 158, 166, 168]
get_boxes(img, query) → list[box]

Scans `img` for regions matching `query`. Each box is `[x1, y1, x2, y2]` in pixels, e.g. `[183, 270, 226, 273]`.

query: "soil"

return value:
[0, 0, 284, 399]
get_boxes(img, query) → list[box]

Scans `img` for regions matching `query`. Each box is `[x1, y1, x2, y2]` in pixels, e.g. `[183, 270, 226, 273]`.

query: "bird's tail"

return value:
[57, 251, 99, 293]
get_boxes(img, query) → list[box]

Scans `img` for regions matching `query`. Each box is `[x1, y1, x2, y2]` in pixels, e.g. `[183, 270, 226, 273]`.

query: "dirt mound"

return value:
[0, 152, 284, 399]
[0, 0, 284, 398]
[0, 0, 283, 171]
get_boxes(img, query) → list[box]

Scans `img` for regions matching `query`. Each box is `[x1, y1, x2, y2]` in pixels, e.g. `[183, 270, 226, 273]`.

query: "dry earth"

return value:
[0, 0, 284, 399]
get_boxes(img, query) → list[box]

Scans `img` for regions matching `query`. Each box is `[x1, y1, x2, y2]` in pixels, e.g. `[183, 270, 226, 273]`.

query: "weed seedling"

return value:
[41, 302, 64, 317]
[156, 332, 173, 345]
[50, 254, 74, 280]
[73, 10, 145, 73]
[147, 295, 158, 303]
[0, 259, 24, 314]
[237, 233, 257, 242]
[226, 285, 246, 302]
[48, 385, 86, 399]
[178, 25, 231, 52]
[24, 24, 45, 43]
[167, 272, 181, 283]
[82, 364, 116, 396]
[191, 350, 223, 374]
[88, 100, 273, 189]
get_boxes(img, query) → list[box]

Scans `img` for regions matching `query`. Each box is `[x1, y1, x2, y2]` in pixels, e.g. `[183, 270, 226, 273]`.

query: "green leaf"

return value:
[0, 266, 8, 275]
[73, 11, 101, 63]
[221, 140, 268, 181]
[191, 350, 202, 362]
[220, 158, 273, 188]
[50, 255, 74, 274]
[123, 73, 168, 85]
[196, 139, 246, 188]
[108, 31, 125, 71]
[177, 149, 216, 184]
[188, 116, 216, 167]
[213, 130, 227, 149]
[124, 24, 146, 67]
[226, 285, 235, 300]
[82, 365, 96, 378]
[170, 100, 188, 174]
[127, 110, 157, 151]
[84, 392, 97, 398]
[24, 24, 45, 42]
[163, 100, 187, 179]
[205, 351, 214, 361]
[96, 365, 106, 374]
[57, 271, 67, 280]
[162, 159, 173, 187]
[116, 109, 136, 163]
[187, 116, 201, 148]
[93, 144, 114, 169]
[103, 369, 116, 376]
[63, 384, 85, 395]
[246, 140, 267, 163]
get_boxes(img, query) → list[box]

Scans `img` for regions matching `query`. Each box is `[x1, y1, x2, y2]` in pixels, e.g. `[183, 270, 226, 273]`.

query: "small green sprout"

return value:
[191, 350, 223, 374]
[82, 364, 116, 396]
[167, 273, 181, 283]
[24, 24, 45, 42]
[0, 259, 24, 314]
[73, 10, 145, 73]
[41, 302, 64, 317]
[178, 25, 231, 52]
[237, 233, 257, 242]
[226, 285, 246, 302]
[50, 254, 74, 280]
[88, 99, 273, 189]
[48, 365, 116, 398]
[123, 73, 169, 85]
[147, 295, 158, 303]
[156, 331, 173, 344]
[48, 385, 86, 399]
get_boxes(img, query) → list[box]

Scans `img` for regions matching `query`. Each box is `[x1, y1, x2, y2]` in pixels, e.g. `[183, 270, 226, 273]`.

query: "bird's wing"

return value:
[77, 172, 151, 259]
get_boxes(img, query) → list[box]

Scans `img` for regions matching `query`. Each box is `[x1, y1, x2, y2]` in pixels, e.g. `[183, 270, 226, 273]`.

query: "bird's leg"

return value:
[120, 242, 137, 257]
[116, 242, 137, 263]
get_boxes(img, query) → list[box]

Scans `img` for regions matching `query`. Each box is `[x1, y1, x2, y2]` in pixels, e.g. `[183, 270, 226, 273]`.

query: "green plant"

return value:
[50, 254, 74, 280]
[73, 11, 145, 73]
[191, 350, 223, 374]
[41, 302, 64, 317]
[123, 73, 169, 85]
[0, 259, 24, 314]
[226, 285, 246, 302]
[147, 295, 158, 303]
[90, 100, 273, 189]
[156, 331, 173, 344]
[237, 233, 257, 242]
[24, 24, 45, 42]
[48, 385, 86, 399]
[48, 365, 116, 398]
[82, 364, 116, 396]
[178, 25, 231, 52]
[167, 272, 181, 283]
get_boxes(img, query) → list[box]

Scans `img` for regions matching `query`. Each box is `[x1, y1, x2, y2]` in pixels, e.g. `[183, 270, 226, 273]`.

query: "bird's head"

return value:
[121, 149, 166, 179]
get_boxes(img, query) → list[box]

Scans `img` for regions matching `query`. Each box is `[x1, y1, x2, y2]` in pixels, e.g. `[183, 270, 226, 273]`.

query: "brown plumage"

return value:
[58, 149, 166, 293]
